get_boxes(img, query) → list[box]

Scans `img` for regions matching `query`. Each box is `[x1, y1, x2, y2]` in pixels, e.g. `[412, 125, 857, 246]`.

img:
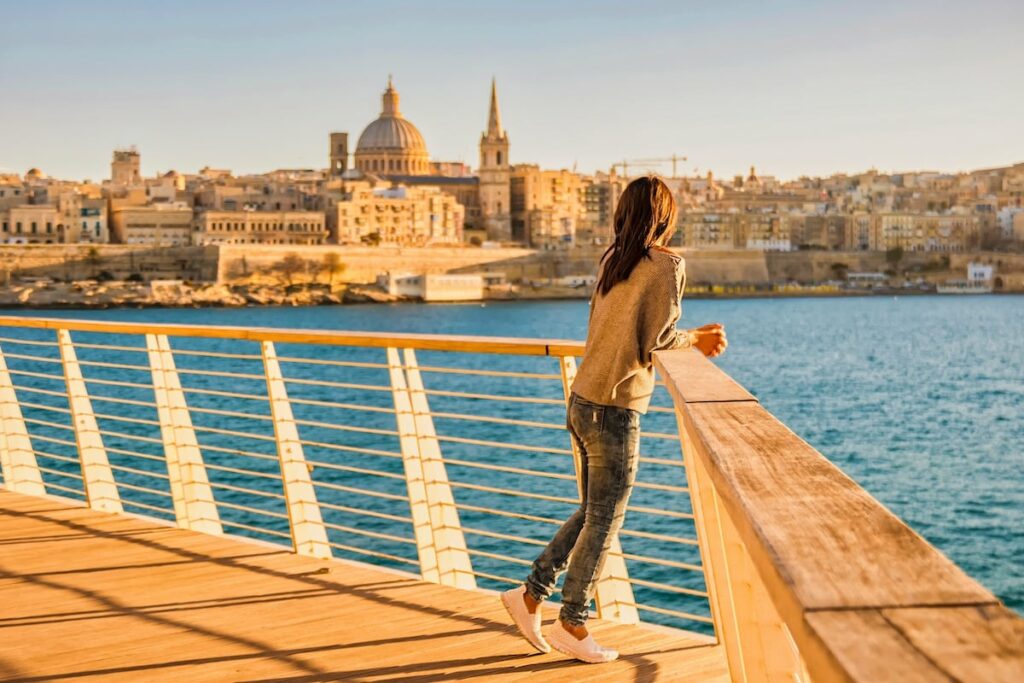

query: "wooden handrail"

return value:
[654, 348, 1024, 682]
[0, 315, 586, 357]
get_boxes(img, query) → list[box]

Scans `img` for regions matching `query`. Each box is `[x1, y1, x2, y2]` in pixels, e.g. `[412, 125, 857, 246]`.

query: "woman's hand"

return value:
[692, 323, 727, 358]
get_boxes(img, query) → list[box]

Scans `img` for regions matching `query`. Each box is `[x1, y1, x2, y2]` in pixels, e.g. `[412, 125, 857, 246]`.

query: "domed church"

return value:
[354, 77, 431, 175]
[329, 76, 512, 241]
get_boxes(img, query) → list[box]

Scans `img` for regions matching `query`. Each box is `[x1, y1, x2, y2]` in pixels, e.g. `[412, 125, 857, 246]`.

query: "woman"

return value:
[501, 176, 727, 663]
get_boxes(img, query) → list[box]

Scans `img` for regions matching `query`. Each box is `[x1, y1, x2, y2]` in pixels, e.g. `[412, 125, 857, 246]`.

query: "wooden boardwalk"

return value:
[0, 490, 727, 682]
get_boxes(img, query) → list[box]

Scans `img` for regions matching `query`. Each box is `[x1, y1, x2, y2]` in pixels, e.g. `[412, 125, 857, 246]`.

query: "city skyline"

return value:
[2, 0, 1022, 181]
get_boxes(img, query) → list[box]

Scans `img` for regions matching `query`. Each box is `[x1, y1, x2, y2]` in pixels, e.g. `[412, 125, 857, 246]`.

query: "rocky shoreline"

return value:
[0, 279, 1015, 310]
[0, 280, 395, 308]
[0, 279, 600, 308]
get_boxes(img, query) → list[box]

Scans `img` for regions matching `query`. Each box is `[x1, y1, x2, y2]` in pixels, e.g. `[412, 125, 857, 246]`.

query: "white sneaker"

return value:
[500, 586, 550, 654]
[547, 621, 619, 663]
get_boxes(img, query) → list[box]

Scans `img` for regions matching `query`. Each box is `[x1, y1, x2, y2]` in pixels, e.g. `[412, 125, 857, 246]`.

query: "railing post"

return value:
[558, 356, 639, 624]
[57, 330, 121, 512]
[261, 340, 331, 559]
[677, 409, 747, 680]
[678, 405, 807, 683]
[147, 334, 222, 534]
[0, 343, 45, 496]
[390, 347, 443, 585]
[402, 348, 475, 589]
[715, 475, 807, 683]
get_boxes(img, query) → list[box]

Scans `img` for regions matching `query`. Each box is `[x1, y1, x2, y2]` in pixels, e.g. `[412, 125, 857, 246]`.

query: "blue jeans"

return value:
[525, 392, 640, 625]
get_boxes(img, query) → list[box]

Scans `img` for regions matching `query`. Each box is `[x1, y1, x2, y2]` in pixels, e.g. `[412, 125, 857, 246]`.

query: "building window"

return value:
[31, 222, 37, 234]
[497, 151, 503, 166]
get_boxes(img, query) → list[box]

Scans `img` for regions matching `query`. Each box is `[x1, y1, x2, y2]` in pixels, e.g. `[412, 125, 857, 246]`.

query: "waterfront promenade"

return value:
[0, 315, 1021, 682]
[0, 490, 725, 681]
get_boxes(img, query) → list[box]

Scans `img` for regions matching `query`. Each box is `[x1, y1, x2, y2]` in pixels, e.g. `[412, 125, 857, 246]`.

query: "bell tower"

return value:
[479, 78, 511, 242]
[329, 132, 348, 176]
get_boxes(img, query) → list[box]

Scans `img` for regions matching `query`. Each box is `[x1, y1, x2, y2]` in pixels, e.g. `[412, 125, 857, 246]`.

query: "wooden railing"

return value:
[0, 315, 707, 632]
[1, 315, 1020, 681]
[653, 349, 1024, 683]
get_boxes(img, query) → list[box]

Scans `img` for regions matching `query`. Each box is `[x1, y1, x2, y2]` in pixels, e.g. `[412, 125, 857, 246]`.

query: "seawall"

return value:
[3, 244, 1022, 291]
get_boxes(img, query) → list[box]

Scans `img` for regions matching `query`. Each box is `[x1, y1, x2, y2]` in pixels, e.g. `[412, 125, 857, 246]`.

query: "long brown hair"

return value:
[595, 175, 678, 296]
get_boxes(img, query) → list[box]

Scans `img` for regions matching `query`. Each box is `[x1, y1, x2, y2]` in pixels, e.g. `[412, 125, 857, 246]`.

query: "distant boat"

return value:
[936, 279, 993, 294]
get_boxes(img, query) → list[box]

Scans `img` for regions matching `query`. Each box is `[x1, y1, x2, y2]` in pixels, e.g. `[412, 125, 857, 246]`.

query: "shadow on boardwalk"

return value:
[0, 491, 726, 682]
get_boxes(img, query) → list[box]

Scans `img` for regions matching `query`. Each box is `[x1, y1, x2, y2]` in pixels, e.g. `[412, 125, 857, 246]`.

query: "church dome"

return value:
[357, 116, 427, 153]
[354, 77, 431, 175]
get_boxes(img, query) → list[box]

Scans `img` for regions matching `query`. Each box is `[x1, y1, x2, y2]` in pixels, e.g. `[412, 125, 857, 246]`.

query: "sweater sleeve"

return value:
[646, 256, 695, 359]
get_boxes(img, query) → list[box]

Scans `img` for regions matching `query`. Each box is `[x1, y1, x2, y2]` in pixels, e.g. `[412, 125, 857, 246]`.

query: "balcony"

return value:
[0, 316, 1020, 681]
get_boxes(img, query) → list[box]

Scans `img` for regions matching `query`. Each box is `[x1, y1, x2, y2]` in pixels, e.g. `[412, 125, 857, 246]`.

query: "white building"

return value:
[376, 271, 484, 301]
[967, 262, 994, 283]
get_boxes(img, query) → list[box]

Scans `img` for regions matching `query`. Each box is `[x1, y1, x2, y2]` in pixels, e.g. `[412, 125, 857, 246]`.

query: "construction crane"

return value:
[610, 154, 688, 178]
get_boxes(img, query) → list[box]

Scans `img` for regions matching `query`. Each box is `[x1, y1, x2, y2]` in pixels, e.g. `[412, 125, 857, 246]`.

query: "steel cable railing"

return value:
[0, 316, 712, 635]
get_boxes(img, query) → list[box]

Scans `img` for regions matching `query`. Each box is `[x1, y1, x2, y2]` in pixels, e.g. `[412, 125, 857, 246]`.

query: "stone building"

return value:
[3, 205, 60, 244]
[578, 172, 624, 245]
[334, 181, 463, 246]
[195, 210, 327, 245]
[57, 193, 108, 244]
[111, 148, 141, 187]
[110, 204, 193, 246]
[510, 165, 582, 247]
[676, 211, 738, 250]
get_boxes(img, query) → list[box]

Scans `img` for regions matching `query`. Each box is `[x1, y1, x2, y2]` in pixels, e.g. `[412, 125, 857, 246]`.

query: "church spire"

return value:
[486, 77, 503, 139]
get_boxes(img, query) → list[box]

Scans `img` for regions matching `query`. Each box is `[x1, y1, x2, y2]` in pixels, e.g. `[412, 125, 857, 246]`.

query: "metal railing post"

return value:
[559, 356, 639, 624]
[147, 334, 222, 534]
[402, 348, 475, 589]
[58, 330, 121, 512]
[0, 342, 45, 496]
[261, 341, 331, 559]
[389, 347, 443, 584]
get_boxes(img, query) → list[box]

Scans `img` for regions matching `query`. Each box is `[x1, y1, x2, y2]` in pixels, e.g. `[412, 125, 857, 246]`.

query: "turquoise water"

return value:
[2, 295, 1021, 624]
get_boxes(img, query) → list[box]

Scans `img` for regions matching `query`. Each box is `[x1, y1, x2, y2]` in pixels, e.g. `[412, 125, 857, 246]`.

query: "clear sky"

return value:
[1, 0, 1021, 182]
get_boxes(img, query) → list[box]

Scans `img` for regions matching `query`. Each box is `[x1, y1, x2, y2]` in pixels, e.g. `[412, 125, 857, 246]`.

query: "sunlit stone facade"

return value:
[335, 182, 463, 246]
[196, 210, 328, 245]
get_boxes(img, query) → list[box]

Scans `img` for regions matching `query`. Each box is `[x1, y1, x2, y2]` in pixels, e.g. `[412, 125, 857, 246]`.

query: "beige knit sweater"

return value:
[571, 247, 693, 413]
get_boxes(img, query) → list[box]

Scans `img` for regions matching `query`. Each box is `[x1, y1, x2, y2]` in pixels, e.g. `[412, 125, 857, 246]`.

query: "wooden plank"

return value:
[683, 401, 995, 613]
[0, 489, 728, 682]
[805, 606, 1024, 683]
[803, 609, 950, 682]
[882, 604, 1024, 683]
[654, 350, 756, 404]
[678, 417, 748, 682]
[0, 315, 578, 357]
